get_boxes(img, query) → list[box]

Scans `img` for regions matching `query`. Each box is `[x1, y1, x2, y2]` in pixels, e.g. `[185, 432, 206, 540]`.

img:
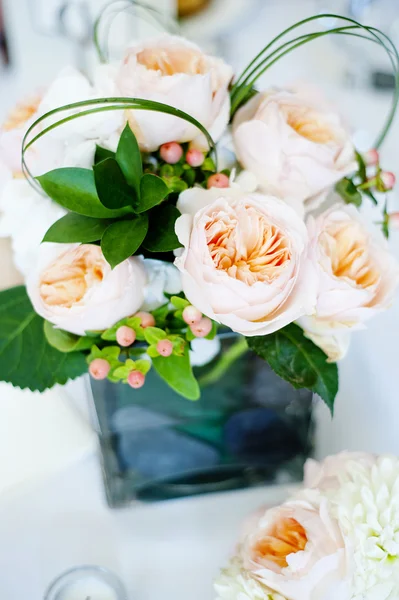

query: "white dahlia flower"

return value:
[332, 455, 399, 600]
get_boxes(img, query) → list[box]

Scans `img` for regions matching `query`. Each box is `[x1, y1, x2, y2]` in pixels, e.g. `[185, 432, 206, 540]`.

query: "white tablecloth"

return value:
[0, 454, 293, 600]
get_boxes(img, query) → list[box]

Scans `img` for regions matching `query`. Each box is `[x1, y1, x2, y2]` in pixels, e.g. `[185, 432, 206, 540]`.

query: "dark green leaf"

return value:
[43, 213, 111, 243]
[37, 168, 131, 218]
[93, 158, 135, 210]
[355, 150, 367, 182]
[136, 173, 169, 213]
[0, 287, 87, 391]
[95, 145, 115, 163]
[363, 189, 378, 206]
[247, 324, 338, 413]
[44, 320, 95, 352]
[143, 203, 182, 253]
[116, 123, 143, 198]
[101, 214, 149, 268]
[152, 347, 200, 400]
[335, 177, 362, 207]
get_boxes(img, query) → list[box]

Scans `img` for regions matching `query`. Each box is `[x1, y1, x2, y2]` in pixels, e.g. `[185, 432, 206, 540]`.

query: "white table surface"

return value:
[0, 453, 293, 600]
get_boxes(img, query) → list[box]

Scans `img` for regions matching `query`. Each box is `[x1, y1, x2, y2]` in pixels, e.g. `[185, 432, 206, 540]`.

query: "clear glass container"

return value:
[89, 334, 314, 507]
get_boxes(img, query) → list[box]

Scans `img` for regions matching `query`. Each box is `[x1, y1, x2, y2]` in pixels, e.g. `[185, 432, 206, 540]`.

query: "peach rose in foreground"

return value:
[101, 34, 233, 151]
[241, 495, 350, 600]
[298, 204, 399, 361]
[232, 87, 357, 214]
[26, 244, 147, 335]
[304, 452, 376, 492]
[174, 186, 317, 336]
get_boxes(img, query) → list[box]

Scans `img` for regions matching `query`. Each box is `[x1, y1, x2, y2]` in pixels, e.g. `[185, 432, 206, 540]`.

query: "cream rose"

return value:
[241, 494, 350, 600]
[298, 204, 399, 361]
[174, 186, 317, 336]
[232, 87, 357, 213]
[100, 34, 233, 151]
[26, 244, 147, 336]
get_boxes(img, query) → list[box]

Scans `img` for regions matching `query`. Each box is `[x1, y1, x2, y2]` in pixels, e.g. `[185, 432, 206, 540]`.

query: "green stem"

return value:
[198, 337, 248, 388]
[22, 97, 218, 192]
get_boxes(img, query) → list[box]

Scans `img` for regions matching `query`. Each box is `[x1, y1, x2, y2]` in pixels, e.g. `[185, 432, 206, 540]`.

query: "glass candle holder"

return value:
[44, 566, 128, 600]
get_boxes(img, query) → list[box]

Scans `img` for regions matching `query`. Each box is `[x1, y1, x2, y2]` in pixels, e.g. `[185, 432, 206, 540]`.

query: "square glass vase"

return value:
[88, 334, 314, 507]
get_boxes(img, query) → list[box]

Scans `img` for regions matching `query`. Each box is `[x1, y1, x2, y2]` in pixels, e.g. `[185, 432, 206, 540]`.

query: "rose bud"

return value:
[134, 311, 155, 328]
[380, 171, 396, 191]
[156, 339, 174, 357]
[207, 173, 230, 189]
[116, 325, 136, 347]
[182, 305, 202, 325]
[160, 142, 183, 164]
[89, 358, 111, 380]
[186, 148, 204, 167]
[190, 317, 213, 338]
[363, 148, 379, 166]
[127, 370, 146, 389]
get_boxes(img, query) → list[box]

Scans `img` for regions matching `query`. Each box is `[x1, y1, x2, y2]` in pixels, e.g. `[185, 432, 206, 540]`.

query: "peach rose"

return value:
[26, 243, 147, 335]
[174, 185, 317, 336]
[232, 87, 357, 214]
[304, 453, 376, 492]
[298, 204, 399, 361]
[102, 34, 233, 151]
[241, 495, 350, 600]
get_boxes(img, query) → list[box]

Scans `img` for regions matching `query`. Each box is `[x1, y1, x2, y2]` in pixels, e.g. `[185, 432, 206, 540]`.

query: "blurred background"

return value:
[1, 0, 399, 460]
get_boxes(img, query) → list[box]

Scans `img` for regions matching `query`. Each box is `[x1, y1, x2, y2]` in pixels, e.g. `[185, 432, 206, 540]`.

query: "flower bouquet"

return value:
[215, 452, 399, 600]
[0, 6, 398, 498]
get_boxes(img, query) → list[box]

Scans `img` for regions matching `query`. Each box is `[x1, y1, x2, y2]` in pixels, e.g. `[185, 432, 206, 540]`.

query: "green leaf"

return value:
[335, 177, 362, 207]
[136, 173, 169, 213]
[170, 296, 190, 310]
[152, 303, 170, 328]
[93, 158, 135, 210]
[87, 344, 120, 365]
[205, 320, 218, 340]
[152, 347, 200, 400]
[43, 213, 111, 244]
[116, 123, 143, 198]
[355, 150, 367, 182]
[44, 321, 95, 353]
[0, 286, 87, 391]
[95, 145, 115, 163]
[147, 345, 160, 358]
[135, 359, 151, 374]
[143, 327, 167, 345]
[37, 168, 131, 219]
[101, 215, 149, 268]
[246, 324, 338, 413]
[143, 203, 182, 253]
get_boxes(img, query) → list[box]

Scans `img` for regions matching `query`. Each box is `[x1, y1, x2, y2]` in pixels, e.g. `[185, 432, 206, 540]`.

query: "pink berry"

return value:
[380, 171, 396, 191]
[389, 212, 399, 230]
[116, 325, 136, 347]
[127, 370, 146, 389]
[134, 311, 155, 328]
[89, 358, 110, 380]
[190, 317, 213, 338]
[182, 305, 202, 325]
[186, 148, 204, 167]
[207, 173, 229, 189]
[156, 339, 174, 357]
[160, 142, 183, 164]
[363, 148, 379, 166]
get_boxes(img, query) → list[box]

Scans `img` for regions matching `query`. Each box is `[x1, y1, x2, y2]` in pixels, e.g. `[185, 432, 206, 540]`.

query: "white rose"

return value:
[26, 243, 147, 336]
[0, 180, 67, 277]
[304, 452, 376, 492]
[99, 34, 233, 151]
[232, 87, 357, 213]
[298, 204, 399, 361]
[174, 186, 317, 336]
[141, 258, 182, 311]
[241, 494, 350, 600]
